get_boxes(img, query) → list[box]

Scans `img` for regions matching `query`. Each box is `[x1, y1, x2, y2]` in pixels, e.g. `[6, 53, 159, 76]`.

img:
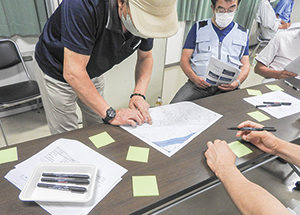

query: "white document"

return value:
[284, 55, 300, 75]
[243, 91, 300, 119]
[204, 56, 241, 86]
[5, 138, 127, 215]
[121, 102, 222, 157]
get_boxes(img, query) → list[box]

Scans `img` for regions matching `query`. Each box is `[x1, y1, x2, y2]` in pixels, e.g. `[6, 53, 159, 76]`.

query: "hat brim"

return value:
[129, 2, 178, 38]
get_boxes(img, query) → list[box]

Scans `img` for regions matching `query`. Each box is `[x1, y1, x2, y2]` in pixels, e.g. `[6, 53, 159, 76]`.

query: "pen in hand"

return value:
[228, 127, 277, 132]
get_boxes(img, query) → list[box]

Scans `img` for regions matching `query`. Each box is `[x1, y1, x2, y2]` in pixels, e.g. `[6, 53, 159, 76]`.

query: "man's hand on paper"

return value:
[110, 108, 144, 127]
[275, 70, 298, 79]
[191, 76, 211, 89]
[129, 96, 152, 125]
[218, 80, 239, 91]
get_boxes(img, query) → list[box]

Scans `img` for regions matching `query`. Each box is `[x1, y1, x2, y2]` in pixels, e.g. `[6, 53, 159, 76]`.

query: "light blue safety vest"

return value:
[191, 18, 248, 77]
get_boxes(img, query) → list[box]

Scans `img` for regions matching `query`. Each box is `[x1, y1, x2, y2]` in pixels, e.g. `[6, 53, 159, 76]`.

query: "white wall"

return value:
[291, 0, 300, 23]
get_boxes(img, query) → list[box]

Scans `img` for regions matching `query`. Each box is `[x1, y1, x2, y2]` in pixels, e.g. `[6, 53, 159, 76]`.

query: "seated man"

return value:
[171, 0, 250, 103]
[254, 26, 300, 82]
[275, 0, 294, 24]
[205, 120, 299, 215]
[256, 0, 291, 40]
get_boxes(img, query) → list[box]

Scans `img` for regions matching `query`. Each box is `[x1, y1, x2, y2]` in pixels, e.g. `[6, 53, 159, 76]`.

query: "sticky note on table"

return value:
[132, 175, 159, 197]
[126, 146, 150, 163]
[89, 131, 115, 148]
[247, 111, 270, 122]
[0, 147, 18, 164]
[228, 141, 253, 158]
[247, 89, 262, 96]
[265, 85, 284, 91]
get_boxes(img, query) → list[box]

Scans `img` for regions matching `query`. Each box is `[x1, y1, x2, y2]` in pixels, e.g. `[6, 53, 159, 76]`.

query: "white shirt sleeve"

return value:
[255, 33, 280, 66]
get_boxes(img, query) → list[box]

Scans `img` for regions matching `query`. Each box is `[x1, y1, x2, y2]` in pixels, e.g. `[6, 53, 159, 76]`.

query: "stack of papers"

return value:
[5, 138, 127, 215]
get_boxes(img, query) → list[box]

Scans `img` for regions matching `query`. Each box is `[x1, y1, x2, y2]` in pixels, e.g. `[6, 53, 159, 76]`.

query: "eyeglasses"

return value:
[216, 7, 236, 14]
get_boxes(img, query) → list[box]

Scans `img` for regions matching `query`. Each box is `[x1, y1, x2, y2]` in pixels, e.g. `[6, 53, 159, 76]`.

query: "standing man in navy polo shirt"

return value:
[171, 0, 250, 103]
[35, 0, 178, 134]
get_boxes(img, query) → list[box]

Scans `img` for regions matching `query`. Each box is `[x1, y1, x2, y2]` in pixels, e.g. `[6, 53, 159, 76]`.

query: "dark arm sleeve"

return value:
[61, 0, 98, 55]
[139, 38, 154, 52]
[183, 24, 197, 49]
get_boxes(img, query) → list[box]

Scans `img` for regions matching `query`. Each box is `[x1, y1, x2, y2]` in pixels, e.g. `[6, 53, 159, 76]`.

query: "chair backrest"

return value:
[0, 39, 31, 80]
[0, 39, 22, 69]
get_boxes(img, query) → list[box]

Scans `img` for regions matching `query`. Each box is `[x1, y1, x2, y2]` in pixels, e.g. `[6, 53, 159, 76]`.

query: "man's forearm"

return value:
[217, 165, 291, 215]
[275, 139, 300, 168]
[134, 51, 153, 95]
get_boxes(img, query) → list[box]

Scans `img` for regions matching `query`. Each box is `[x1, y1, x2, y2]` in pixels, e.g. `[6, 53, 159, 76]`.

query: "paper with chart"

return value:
[5, 138, 127, 215]
[243, 91, 300, 119]
[121, 102, 222, 157]
[204, 56, 241, 86]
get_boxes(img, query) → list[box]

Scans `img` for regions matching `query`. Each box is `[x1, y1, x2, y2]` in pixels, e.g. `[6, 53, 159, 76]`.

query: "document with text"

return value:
[5, 138, 127, 215]
[243, 91, 300, 119]
[121, 102, 222, 157]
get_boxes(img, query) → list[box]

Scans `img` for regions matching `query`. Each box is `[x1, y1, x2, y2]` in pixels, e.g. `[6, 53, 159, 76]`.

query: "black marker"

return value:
[41, 177, 90, 185]
[284, 80, 300, 91]
[228, 127, 276, 132]
[263, 102, 292, 106]
[255, 104, 281, 108]
[42, 173, 90, 179]
[37, 183, 87, 193]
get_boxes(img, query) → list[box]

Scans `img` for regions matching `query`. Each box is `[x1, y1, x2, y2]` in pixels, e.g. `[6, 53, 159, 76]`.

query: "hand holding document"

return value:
[204, 56, 241, 86]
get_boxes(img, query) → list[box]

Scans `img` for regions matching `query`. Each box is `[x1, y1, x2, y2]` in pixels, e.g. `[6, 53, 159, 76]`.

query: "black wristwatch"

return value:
[102, 107, 116, 124]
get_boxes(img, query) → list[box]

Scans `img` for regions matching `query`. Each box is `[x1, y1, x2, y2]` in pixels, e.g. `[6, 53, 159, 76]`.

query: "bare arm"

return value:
[237, 121, 300, 168]
[129, 49, 153, 124]
[180, 49, 210, 88]
[63, 47, 144, 126]
[254, 61, 297, 79]
[205, 140, 293, 215]
[219, 55, 250, 91]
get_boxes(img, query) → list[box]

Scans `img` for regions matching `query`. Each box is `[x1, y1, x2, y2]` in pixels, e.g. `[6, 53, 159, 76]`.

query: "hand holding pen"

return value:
[232, 120, 279, 155]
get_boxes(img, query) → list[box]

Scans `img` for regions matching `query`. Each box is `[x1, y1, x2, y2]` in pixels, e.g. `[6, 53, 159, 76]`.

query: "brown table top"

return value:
[1, 79, 300, 215]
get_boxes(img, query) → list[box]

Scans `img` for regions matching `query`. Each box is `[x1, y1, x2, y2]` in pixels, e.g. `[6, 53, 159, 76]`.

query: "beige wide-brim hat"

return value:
[129, 0, 178, 38]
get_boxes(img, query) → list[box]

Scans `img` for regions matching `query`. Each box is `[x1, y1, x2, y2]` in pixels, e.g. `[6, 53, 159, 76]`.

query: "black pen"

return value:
[37, 183, 87, 193]
[284, 80, 300, 91]
[228, 127, 277, 132]
[41, 177, 90, 185]
[255, 104, 281, 108]
[263, 102, 292, 106]
[42, 173, 90, 179]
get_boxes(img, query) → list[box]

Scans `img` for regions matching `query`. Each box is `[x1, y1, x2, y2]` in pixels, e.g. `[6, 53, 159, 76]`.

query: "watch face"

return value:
[107, 107, 116, 118]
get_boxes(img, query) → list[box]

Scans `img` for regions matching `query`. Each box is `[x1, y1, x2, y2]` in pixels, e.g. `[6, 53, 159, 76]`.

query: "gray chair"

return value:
[0, 39, 41, 146]
[249, 23, 270, 58]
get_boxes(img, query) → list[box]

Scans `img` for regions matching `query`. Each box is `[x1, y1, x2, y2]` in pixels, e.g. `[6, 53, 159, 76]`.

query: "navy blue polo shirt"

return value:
[35, 0, 154, 82]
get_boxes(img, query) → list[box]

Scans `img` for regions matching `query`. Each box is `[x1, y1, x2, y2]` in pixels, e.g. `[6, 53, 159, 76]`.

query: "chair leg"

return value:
[37, 98, 40, 113]
[0, 119, 8, 146]
[249, 41, 262, 59]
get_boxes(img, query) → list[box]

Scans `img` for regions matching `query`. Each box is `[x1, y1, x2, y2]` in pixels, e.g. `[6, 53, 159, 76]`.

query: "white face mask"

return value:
[121, 12, 148, 39]
[270, 0, 276, 3]
[215, 11, 235, 28]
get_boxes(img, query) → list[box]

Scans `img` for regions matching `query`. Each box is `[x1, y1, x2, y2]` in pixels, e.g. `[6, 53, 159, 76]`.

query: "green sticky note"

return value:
[126, 146, 150, 163]
[247, 89, 262, 96]
[228, 141, 253, 158]
[0, 147, 18, 164]
[132, 175, 159, 197]
[265, 85, 284, 91]
[247, 111, 270, 122]
[89, 131, 115, 148]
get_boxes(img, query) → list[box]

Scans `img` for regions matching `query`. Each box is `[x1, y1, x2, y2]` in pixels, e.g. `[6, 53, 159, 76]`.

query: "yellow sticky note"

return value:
[247, 111, 270, 122]
[265, 85, 284, 91]
[132, 175, 159, 197]
[89, 131, 115, 148]
[126, 146, 150, 163]
[0, 147, 18, 164]
[247, 89, 262, 96]
[228, 141, 253, 158]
